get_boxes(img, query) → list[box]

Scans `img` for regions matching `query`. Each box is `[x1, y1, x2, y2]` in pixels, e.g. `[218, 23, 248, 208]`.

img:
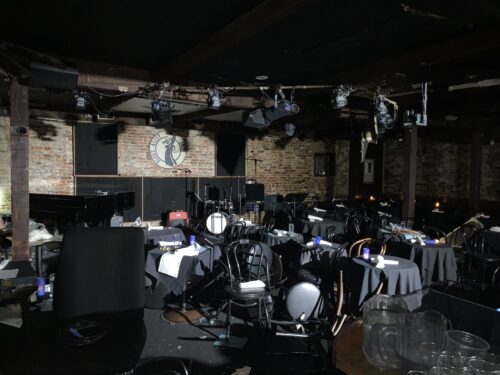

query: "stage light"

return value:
[74, 90, 89, 112]
[332, 86, 354, 109]
[207, 86, 221, 110]
[151, 99, 162, 112]
[285, 123, 295, 137]
[150, 100, 173, 128]
[375, 96, 393, 127]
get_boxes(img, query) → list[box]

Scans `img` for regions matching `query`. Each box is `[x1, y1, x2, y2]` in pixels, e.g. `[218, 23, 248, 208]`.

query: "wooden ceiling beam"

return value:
[153, 0, 315, 82]
[335, 28, 500, 85]
[71, 58, 152, 92]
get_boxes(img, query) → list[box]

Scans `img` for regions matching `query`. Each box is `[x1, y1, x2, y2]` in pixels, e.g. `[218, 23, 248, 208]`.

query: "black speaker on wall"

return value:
[216, 132, 245, 176]
[245, 183, 264, 201]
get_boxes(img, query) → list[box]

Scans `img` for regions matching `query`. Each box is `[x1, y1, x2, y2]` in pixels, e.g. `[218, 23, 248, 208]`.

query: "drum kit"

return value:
[202, 186, 239, 235]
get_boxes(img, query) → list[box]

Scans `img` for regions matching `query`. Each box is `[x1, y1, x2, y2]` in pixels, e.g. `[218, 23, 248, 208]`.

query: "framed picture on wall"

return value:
[363, 158, 374, 184]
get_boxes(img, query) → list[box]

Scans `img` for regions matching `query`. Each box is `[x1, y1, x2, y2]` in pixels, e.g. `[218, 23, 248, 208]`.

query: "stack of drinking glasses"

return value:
[362, 294, 500, 374]
[405, 330, 499, 374]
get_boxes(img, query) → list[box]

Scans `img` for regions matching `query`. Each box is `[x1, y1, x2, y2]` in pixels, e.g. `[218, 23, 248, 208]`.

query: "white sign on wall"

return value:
[149, 131, 186, 169]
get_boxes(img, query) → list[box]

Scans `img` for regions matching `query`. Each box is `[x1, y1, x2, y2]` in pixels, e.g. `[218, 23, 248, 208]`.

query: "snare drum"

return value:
[205, 212, 228, 235]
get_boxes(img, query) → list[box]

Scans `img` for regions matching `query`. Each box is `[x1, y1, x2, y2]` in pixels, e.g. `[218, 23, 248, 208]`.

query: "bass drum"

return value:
[205, 212, 228, 235]
[286, 282, 323, 321]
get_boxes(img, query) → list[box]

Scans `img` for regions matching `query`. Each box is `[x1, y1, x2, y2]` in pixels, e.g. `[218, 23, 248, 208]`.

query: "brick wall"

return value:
[246, 132, 349, 202]
[0, 110, 10, 213]
[383, 138, 500, 201]
[29, 117, 74, 195]
[117, 125, 215, 177]
[0, 113, 74, 214]
[481, 142, 500, 201]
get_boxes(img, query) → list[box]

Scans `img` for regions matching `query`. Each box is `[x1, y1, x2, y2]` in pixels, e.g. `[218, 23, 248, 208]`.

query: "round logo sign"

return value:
[149, 131, 186, 169]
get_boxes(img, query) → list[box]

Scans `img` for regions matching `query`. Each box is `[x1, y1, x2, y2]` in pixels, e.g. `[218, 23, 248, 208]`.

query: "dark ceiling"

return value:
[1, 0, 499, 86]
[1, 0, 500, 137]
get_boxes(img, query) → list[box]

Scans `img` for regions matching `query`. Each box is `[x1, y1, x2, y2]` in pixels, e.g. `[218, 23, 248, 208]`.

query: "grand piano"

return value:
[29, 192, 135, 229]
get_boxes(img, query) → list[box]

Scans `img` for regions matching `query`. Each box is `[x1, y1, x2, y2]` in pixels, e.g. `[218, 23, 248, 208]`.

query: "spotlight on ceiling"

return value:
[74, 90, 89, 112]
[207, 86, 221, 110]
[375, 96, 393, 127]
[285, 123, 295, 137]
[332, 85, 355, 109]
[151, 100, 173, 128]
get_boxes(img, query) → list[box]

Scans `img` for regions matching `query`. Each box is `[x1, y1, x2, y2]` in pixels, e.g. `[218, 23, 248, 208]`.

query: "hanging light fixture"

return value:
[207, 85, 221, 110]
[285, 123, 296, 137]
[331, 85, 355, 109]
[150, 99, 173, 128]
[74, 90, 89, 112]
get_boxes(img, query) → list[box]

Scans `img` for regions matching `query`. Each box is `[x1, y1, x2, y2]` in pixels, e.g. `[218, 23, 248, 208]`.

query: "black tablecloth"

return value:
[484, 230, 500, 254]
[386, 242, 458, 287]
[143, 228, 185, 247]
[144, 245, 220, 309]
[266, 232, 304, 247]
[301, 219, 345, 238]
[339, 255, 422, 308]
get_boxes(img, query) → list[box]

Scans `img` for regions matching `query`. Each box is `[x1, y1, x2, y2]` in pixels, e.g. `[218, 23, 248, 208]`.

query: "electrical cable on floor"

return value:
[160, 310, 220, 339]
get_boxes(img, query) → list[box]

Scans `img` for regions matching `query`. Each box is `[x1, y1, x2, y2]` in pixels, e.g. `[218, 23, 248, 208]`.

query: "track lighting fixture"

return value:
[285, 123, 296, 137]
[74, 90, 89, 112]
[375, 95, 394, 128]
[207, 85, 221, 110]
[331, 85, 355, 109]
[150, 99, 173, 128]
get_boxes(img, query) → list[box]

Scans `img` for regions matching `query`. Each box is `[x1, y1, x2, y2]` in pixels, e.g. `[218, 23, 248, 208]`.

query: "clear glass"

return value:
[437, 352, 470, 368]
[429, 367, 480, 375]
[467, 353, 500, 372]
[445, 330, 490, 357]
[362, 294, 408, 369]
[288, 223, 294, 235]
[402, 310, 448, 372]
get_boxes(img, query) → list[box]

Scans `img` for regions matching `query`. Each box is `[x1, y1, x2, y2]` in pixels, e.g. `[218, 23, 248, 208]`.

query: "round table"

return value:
[265, 231, 303, 247]
[386, 242, 458, 287]
[340, 255, 422, 309]
[144, 244, 220, 309]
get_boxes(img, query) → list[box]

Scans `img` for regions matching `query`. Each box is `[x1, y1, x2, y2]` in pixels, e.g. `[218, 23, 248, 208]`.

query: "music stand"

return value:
[284, 193, 308, 219]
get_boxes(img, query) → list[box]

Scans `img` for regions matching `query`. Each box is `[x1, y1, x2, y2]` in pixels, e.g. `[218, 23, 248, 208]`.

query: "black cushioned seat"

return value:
[25, 227, 147, 375]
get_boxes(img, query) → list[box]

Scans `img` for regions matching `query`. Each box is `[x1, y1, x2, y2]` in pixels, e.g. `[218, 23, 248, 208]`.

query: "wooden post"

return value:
[10, 79, 30, 261]
[469, 133, 482, 214]
[402, 125, 418, 225]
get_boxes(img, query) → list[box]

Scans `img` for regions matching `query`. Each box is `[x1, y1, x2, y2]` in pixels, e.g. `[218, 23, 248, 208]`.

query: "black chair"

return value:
[421, 225, 446, 240]
[259, 217, 275, 241]
[326, 224, 342, 243]
[221, 239, 273, 339]
[26, 227, 146, 375]
[223, 221, 246, 243]
[445, 222, 480, 283]
[470, 230, 500, 290]
[493, 267, 500, 291]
